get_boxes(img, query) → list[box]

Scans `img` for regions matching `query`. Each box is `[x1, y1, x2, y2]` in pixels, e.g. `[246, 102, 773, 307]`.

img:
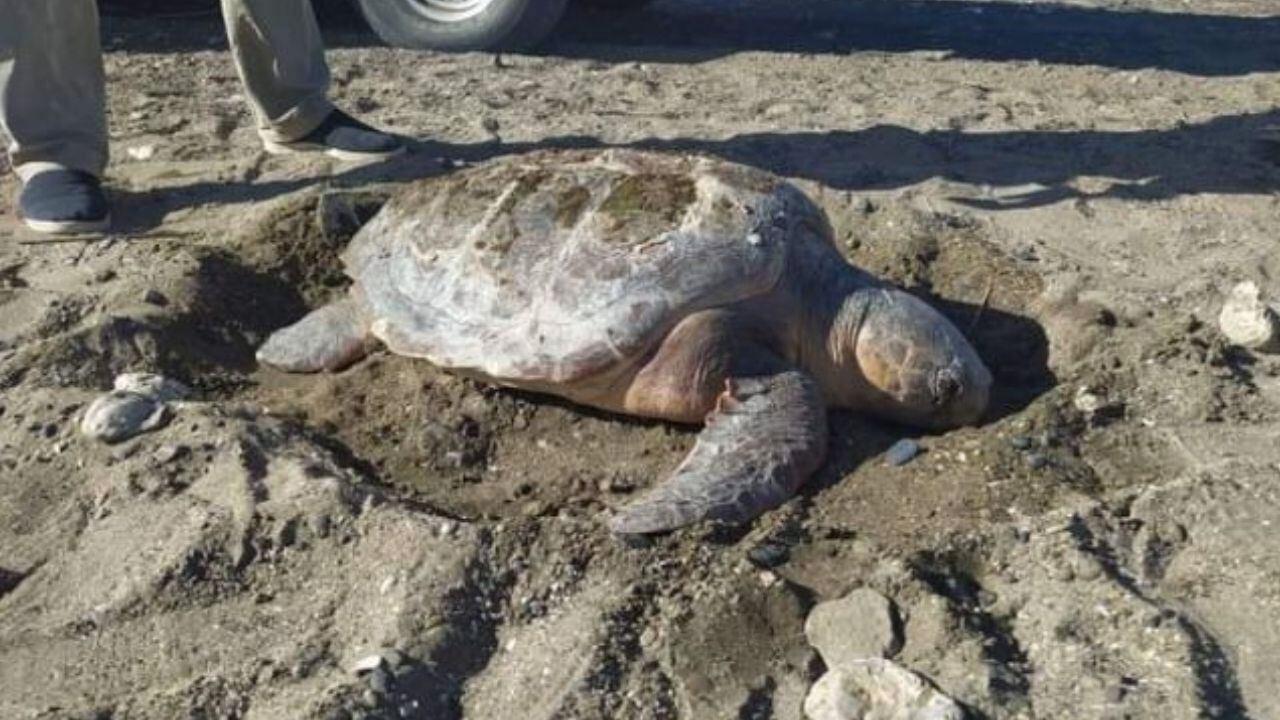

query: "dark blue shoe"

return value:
[263, 109, 404, 162]
[19, 169, 110, 235]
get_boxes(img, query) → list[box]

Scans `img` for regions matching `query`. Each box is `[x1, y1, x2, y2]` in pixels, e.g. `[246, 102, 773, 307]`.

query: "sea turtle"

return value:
[257, 149, 992, 534]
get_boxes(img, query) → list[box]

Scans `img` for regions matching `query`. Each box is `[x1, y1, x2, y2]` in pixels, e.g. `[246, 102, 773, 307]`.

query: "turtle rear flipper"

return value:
[609, 369, 828, 535]
[257, 296, 372, 373]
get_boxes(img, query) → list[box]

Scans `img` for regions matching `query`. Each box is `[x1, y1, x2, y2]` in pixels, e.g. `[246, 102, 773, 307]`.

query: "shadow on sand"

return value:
[554, 0, 1280, 77]
[101, 0, 1280, 78]
[111, 106, 1280, 235]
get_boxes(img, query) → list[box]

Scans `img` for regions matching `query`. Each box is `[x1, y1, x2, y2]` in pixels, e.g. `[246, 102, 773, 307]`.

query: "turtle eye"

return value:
[930, 367, 962, 406]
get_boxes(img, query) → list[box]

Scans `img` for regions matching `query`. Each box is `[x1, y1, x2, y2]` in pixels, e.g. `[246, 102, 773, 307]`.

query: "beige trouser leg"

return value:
[0, 0, 108, 182]
[221, 0, 334, 144]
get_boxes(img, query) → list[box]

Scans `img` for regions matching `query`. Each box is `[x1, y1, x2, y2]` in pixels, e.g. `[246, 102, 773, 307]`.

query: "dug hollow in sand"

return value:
[257, 149, 992, 534]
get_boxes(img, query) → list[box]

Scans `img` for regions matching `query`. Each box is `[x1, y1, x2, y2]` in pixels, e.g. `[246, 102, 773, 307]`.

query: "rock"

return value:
[367, 667, 391, 694]
[380, 648, 407, 670]
[803, 660, 964, 720]
[748, 541, 791, 568]
[209, 112, 239, 141]
[1025, 453, 1050, 470]
[80, 391, 168, 443]
[152, 443, 188, 464]
[309, 513, 332, 539]
[351, 654, 386, 674]
[885, 439, 921, 467]
[126, 145, 156, 161]
[1073, 386, 1104, 415]
[142, 289, 169, 306]
[805, 588, 902, 666]
[114, 373, 191, 402]
[316, 192, 363, 238]
[1218, 281, 1280, 352]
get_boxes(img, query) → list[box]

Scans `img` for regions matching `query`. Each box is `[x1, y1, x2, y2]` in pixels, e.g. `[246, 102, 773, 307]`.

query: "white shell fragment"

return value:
[804, 659, 965, 720]
[1218, 281, 1280, 352]
[80, 390, 169, 443]
[114, 372, 192, 402]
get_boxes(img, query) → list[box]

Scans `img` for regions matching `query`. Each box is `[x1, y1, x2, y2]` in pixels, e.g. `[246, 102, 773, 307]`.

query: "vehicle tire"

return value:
[355, 0, 570, 52]
[576, 0, 656, 8]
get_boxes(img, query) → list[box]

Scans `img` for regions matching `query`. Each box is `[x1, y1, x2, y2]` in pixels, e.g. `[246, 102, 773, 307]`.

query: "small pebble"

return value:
[1025, 453, 1049, 470]
[152, 443, 188, 464]
[885, 439, 921, 467]
[309, 513, 332, 538]
[1073, 386, 1104, 415]
[367, 667, 391, 694]
[747, 541, 790, 568]
[110, 442, 140, 462]
[80, 390, 168, 443]
[1009, 435, 1033, 450]
[639, 626, 660, 650]
[380, 649, 406, 670]
[351, 654, 386, 674]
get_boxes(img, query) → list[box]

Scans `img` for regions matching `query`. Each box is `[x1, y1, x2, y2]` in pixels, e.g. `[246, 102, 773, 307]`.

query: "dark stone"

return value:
[748, 541, 791, 568]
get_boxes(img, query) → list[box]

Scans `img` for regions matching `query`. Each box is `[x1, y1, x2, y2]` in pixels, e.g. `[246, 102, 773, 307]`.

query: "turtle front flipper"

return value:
[257, 295, 372, 373]
[609, 369, 828, 535]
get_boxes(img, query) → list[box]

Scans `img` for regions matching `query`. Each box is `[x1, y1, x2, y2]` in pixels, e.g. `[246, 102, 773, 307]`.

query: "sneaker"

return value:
[263, 109, 405, 162]
[18, 169, 111, 235]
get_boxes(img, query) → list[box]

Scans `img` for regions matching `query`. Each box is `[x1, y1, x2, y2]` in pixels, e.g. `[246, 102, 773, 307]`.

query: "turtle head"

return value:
[830, 289, 992, 428]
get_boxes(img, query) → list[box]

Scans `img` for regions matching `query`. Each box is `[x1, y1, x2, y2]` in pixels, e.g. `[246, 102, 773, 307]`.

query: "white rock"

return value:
[804, 660, 965, 720]
[1218, 281, 1280, 352]
[80, 390, 168, 443]
[126, 145, 156, 161]
[351, 654, 386, 674]
[1073, 386, 1103, 415]
[114, 373, 191, 402]
[805, 588, 902, 666]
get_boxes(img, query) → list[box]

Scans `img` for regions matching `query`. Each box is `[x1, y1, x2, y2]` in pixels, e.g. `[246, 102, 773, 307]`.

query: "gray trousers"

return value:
[0, 0, 333, 182]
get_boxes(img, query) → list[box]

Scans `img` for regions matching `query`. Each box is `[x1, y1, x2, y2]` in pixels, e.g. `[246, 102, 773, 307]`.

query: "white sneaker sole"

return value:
[22, 215, 111, 235]
[262, 139, 406, 163]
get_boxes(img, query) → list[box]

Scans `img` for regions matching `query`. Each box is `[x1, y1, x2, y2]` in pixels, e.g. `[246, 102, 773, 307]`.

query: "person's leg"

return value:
[0, 0, 111, 233]
[221, 0, 402, 161]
